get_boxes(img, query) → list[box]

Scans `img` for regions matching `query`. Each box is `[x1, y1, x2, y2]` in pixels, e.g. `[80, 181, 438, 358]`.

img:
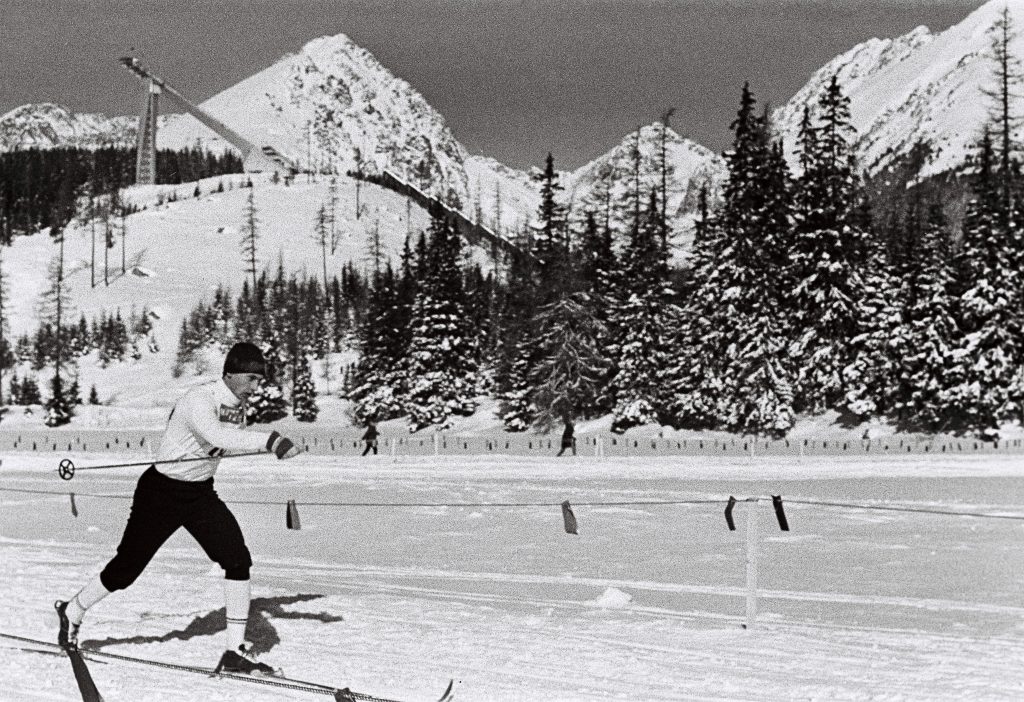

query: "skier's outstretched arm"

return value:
[183, 395, 299, 458]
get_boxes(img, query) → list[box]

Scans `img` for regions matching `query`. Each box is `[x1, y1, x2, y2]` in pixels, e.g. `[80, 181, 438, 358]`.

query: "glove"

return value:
[266, 431, 300, 459]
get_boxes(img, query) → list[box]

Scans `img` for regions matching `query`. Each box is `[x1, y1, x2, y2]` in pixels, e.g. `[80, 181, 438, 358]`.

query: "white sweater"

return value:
[155, 380, 270, 481]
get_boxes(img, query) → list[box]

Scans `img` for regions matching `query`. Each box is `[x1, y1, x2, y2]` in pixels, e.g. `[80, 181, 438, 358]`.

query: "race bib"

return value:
[218, 404, 244, 425]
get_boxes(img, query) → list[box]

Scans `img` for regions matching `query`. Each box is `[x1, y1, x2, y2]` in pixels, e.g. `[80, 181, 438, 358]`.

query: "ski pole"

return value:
[57, 451, 269, 481]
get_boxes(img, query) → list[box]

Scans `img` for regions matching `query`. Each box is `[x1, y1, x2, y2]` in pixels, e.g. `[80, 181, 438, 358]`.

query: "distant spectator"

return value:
[361, 421, 379, 456]
[557, 417, 576, 457]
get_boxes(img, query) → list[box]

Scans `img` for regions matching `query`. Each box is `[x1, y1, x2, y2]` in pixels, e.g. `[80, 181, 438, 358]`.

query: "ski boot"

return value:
[54, 600, 80, 650]
[214, 642, 277, 676]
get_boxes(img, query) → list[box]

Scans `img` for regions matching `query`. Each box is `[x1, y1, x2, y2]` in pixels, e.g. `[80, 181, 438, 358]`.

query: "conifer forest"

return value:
[166, 76, 1024, 439]
[5, 77, 1024, 438]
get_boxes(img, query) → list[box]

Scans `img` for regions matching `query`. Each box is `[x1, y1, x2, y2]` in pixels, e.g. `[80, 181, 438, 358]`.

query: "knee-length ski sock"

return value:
[67, 576, 111, 625]
[224, 579, 251, 650]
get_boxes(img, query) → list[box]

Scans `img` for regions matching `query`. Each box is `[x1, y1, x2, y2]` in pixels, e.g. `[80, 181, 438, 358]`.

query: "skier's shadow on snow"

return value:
[82, 594, 343, 655]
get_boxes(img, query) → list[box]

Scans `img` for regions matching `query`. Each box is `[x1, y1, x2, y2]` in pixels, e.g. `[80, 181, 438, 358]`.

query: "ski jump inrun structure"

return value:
[118, 56, 529, 263]
[119, 56, 296, 183]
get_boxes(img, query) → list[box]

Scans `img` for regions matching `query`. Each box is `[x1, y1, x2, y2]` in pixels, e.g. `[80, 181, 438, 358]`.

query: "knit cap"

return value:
[223, 342, 266, 376]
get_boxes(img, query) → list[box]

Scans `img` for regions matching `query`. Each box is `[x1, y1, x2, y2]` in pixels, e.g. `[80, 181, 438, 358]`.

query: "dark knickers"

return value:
[100, 466, 252, 591]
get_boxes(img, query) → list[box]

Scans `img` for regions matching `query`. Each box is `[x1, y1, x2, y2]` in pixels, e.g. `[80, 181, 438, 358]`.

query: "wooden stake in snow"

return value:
[745, 498, 759, 630]
[286, 500, 301, 530]
[561, 500, 578, 535]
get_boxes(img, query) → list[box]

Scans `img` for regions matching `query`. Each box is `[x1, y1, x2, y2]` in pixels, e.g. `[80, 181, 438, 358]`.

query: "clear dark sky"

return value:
[0, 0, 985, 170]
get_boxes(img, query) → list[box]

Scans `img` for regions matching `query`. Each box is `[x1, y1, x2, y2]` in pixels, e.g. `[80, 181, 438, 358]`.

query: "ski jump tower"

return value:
[119, 57, 296, 183]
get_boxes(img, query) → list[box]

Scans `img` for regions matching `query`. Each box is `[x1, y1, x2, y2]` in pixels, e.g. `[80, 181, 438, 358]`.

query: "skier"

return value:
[361, 420, 379, 456]
[55, 342, 301, 675]
[556, 416, 577, 456]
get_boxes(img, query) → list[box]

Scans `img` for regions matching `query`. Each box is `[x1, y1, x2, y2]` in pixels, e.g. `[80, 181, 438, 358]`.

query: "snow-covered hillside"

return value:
[775, 0, 1023, 179]
[0, 103, 135, 151]
[463, 154, 539, 239]
[3, 173, 432, 415]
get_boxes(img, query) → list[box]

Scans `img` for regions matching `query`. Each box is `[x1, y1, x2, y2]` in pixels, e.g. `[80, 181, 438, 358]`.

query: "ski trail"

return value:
[255, 559, 1024, 617]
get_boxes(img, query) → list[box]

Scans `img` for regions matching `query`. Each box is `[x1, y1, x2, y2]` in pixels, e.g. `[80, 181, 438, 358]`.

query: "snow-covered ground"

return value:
[2, 452, 1023, 701]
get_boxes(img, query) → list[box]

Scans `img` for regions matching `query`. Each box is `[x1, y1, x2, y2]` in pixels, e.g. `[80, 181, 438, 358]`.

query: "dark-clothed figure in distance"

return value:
[361, 421, 379, 455]
[557, 417, 577, 456]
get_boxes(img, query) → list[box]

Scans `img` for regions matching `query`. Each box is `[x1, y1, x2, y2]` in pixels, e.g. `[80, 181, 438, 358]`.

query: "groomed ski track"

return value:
[2, 453, 1023, 700]
[0, 632, 454, 702]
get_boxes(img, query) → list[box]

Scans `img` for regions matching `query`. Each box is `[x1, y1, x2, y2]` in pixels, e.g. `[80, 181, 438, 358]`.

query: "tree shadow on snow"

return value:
[81, 593, 344, 655]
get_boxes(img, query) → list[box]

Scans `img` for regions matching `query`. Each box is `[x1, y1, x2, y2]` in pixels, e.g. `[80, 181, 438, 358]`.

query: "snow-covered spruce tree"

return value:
[983, 5, 1024, 224]
[943, 131, 1024, 435]
[665, 216, 729, 429]
[68, 374, 82, 406]
[304, 276, 333, 360]
[889, 202, 959, 429]
[723, 312, 796, 437]
[496, 344, 537, 432]
[525, 293, 610, 430]
[497, 154, 579, 429]
[577, 210, 617, 298]
[313, 204, 330, 289]
[246, 339, 289, 423]
[788, 75, 873, 414]
[291, 351, 319, 422]
[658, 108, 677, 246]
[495, 208, 552, 431]
[20, 373, 41, 406]
[351, 262, 410, 423]
[841, 219, 905, 424]
[531, 153, 572, 302]
[365, 218, 385, 278]
[39, 207, 75, 419]
[240, 189, 260, 293]
[247, 377, 288, 423]
[574, 210, 618, 415]
[463, 264, 499, 379]
[404, 205, 479, 430]
[721, 138, 797, 436]
[607, 190, 678, 431]
[494, 236, 541, 429]
[173, 318, 196, 377]
[667, 83, 796, 434]
[44, 373, 74, 427]
[6, 371, 17, 405]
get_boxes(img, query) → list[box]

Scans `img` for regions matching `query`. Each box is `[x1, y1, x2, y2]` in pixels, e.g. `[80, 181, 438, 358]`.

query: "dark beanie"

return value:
[223, 342, 266, 376]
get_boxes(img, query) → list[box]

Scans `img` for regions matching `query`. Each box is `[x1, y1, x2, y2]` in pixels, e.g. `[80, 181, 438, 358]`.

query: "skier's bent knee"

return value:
[223, 564, 251, 581]
[99, 565, 140, 592]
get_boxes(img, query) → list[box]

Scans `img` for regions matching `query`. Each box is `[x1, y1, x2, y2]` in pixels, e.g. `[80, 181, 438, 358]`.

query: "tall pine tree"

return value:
[608, 190, 678, 431]
[292, 350, 319, 422]
[404, 205, 479, 430]
[788, 74, 873, 414]
[668, 83, 796, 434]
[945, 131, 1024, 435]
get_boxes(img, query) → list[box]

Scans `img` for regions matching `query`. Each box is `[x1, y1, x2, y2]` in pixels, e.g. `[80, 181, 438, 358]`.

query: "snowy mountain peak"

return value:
[158, 32, 470, 203]
[0, 103, 135, 151]
[775, 0, 1024, 179]
[566, 123, 725, 249]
